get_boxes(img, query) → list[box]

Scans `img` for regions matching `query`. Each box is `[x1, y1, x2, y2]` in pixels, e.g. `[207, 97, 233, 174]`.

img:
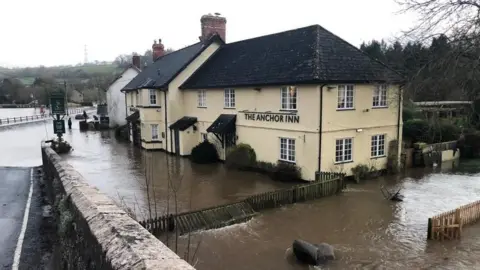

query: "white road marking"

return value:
[12, 168, 34, 270]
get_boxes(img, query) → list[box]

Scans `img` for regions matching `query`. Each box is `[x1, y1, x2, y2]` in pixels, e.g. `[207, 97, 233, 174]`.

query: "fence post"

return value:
[427, 218, 432, 240]
[455, 208, 462, 238]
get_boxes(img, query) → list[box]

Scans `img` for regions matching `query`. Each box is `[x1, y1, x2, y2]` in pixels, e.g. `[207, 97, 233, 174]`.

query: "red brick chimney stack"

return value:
[152, 39, 165, 61]
[132, 55, 141, 69]
[200, 13, 226, 42]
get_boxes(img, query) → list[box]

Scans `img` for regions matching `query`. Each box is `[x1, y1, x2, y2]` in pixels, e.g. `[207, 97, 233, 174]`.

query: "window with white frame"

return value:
[151, 124, 159, 140]
[281, 86, 297, 110]
[373, 84, 388, 107]
[337, 85, 354, 109]
[371, 134, 386, 157]
[224, 88, 235, 108]
[130, 93, 134, 106]
[198, 90, 207, 107]
[280, 138, 295, 162]
[149, 89, 157, 105]
[335, 138, 353, 163]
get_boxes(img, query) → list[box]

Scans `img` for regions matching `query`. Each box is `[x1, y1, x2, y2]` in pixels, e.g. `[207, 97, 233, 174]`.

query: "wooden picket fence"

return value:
[427, 199, 480, 240]
[139, 172, 345, 236]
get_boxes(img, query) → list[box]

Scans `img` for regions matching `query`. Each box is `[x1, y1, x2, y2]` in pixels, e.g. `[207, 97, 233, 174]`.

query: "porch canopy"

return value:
[207, 114, 236, 146]
[126, 111, 140, 122]
[169, 116, 198, 131]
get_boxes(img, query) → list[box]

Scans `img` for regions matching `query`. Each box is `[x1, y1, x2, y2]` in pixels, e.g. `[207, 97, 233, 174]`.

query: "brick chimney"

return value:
[132, 55, 141, 69]
[200, 13, 226, 42]
[152, 39, 165, 61]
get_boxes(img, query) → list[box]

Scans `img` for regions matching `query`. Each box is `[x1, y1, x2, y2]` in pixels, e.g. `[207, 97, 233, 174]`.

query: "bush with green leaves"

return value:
[403, 119, 429, 142]
[439, 123, 461, 142]
[190, 141, 219, 164]
[272, 161, 302, 182]
[403, 119, 461, 143]
[256, 161, 276, 173]
[458, 131, 480, 158]
[351, 164, 371, 183]
[225, 143, 257, 170]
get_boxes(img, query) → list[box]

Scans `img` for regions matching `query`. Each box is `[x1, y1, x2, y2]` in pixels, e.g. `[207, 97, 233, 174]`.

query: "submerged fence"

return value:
[427, 199, 480, 240]
[140, 172, 345, 236]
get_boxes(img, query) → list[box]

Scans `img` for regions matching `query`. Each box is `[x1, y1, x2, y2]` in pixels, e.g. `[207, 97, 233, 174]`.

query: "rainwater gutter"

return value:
[164, 90, 169, 153]
[317, 84, 327, 177]
[124, 92, 127, 120]
[397, 84, 405, 149]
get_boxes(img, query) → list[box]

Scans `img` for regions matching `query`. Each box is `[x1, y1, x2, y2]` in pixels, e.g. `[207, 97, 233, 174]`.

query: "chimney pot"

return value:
[152, 39, 165, 61]
[132, 55, 141, 69]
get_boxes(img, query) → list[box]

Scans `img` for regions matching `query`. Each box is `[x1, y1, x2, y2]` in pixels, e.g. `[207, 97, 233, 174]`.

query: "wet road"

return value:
[0, 167, 31, 269]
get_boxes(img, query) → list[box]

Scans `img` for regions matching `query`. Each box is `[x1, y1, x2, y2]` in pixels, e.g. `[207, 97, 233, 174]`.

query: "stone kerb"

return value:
[41, 142, 194, 270]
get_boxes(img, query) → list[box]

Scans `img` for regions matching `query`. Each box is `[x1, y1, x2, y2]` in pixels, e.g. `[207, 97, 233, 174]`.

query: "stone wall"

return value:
[41, 142, 194, 270]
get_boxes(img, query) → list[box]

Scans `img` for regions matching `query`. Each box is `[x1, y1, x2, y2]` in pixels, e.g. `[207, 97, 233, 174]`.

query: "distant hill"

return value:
[0, 63, 122, 80]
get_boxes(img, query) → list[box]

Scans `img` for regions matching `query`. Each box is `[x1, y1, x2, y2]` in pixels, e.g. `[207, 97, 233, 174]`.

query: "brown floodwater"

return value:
[0, 116, 291, 220]
[2, 115, 480, 269]
[172, 166, 480, 270]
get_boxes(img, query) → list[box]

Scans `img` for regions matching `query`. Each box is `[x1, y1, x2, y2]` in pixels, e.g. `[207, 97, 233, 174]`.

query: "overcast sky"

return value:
[0, 0, 417, 67]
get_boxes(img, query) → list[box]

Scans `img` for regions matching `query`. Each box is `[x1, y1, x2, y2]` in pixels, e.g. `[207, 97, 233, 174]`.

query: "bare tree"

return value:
[396, 0, 480, 41]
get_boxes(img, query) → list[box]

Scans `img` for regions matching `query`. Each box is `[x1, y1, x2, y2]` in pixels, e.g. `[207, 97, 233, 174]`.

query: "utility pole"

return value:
[64, 80, 70, 116]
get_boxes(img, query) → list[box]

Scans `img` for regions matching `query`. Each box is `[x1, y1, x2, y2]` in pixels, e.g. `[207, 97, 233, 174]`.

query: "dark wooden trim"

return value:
[136, 105, 162, 108]
[141, 139, 163, 144]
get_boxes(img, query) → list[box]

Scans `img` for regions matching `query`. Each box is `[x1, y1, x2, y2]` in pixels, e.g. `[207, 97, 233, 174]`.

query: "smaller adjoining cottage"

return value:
[123, 13, 404, 181]
[106, 56, 141, 128]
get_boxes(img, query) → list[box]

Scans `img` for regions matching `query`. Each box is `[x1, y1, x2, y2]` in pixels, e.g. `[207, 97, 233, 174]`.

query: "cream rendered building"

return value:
[123, 15, 403, 181]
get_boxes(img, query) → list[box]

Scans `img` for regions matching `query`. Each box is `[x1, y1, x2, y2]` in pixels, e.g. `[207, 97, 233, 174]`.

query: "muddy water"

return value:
[3, 117, 480, 269]
[0, 117, 290, 220]
[174, 166, 480, 270]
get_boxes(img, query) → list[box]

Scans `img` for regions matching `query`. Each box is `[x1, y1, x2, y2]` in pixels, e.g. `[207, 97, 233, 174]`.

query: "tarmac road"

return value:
[0, 167, 31, 269]
[0, 167, 52, 270]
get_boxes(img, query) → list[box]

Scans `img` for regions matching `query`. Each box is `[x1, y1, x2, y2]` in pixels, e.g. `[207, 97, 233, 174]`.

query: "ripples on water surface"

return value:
[2, 115, 480, 269]
[176, 169, 480, 270]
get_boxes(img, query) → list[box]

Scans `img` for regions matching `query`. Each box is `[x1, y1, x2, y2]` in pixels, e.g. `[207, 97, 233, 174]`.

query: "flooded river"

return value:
[1, 109, 480, 269]
[174, 166, 480, 270]
[0, 115, 289, 219]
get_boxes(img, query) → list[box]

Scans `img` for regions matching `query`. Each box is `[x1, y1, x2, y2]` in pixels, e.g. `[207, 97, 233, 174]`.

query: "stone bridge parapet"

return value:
[41, 142, 194, 269]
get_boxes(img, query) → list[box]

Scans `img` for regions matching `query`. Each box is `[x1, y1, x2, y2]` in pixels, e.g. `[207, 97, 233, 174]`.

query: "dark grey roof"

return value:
[181, 25, 403, 89]
[123, 42, 207, 91]
[207, 114, 236, 134]
[169, 116, 197, 131]
[126, 111, 139, 121]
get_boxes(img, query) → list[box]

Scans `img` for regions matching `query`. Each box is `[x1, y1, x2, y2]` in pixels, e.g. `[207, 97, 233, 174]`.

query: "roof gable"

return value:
[181, 25, 403, 89]
[109, 66, 140, 89]
[123, 35, 224, 91]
